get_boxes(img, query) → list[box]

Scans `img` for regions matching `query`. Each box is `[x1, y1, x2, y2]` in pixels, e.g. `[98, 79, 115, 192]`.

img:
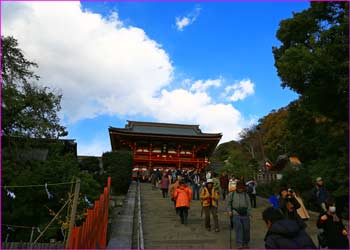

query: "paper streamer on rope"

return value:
[37, 227, 41, 233]
[84, 195, 93, 208]
[45, 183, 54, 199]
[6, 189, 16, 199]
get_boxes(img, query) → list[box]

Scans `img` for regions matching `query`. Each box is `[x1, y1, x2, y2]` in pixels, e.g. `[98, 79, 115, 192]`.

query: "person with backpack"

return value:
[200, 179, 220, 232]
[227, 180, 251, 249]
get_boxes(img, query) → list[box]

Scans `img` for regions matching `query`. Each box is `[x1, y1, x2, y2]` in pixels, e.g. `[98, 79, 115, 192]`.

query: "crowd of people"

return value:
[139, 169, 348, 249]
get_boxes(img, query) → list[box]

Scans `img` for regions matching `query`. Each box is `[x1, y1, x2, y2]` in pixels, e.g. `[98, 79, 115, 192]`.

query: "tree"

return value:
[102, 151, 133, 194]
[2, 141, 102, 242]
[258, 107, 291, 161]
[79, 156, 101, 174]
[273, 2, 349, 122]
[273, 2, 349, 205]
[1, 36, 67, 138]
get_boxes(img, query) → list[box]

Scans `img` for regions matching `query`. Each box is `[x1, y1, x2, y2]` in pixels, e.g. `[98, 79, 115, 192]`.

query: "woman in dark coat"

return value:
[317, 198, 349, 249]
[278, 187, 301, 220]
[263, 207, 316, 249]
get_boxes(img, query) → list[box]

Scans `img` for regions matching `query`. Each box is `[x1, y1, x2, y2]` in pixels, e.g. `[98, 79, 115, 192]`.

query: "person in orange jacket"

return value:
[174, 180, 193, 224]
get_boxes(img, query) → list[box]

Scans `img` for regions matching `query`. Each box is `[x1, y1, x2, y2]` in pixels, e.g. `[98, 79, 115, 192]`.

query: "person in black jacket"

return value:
[278, 188, 300, 216]
[262, 207, 316, 249]
[278, 187, 306, 227]
[317, 198, 349, 249]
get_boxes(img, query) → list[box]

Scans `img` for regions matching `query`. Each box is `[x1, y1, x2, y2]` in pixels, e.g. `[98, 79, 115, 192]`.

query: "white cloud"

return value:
[2, 1, 173, 123]
[3, 2, 255, 155]
[78, 138, 111, 156]
[146, 88, 245, 142]
[176, 6, 201, 31]
[224, 79, 255, 102]
[189, 78, 222, 93]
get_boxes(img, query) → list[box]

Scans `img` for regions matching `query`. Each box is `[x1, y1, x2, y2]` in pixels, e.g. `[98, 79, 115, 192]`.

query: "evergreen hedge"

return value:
[102, 151, 133, 194]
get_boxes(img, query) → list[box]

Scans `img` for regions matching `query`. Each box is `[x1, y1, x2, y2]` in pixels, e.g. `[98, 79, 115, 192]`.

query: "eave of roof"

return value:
[109, 127, 222, 139]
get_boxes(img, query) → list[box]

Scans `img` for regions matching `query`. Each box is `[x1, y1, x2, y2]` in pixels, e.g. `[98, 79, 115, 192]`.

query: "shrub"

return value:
[256, 181, 281, 198]
[79, 156, 100, 174]
[102, 151, 133, 194]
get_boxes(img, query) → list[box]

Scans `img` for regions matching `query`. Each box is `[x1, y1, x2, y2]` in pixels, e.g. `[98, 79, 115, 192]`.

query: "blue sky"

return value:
[3, 1, 309, 155]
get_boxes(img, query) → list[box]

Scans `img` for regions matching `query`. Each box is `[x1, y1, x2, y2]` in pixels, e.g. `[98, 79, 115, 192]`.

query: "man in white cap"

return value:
[200, 178, 220, 232]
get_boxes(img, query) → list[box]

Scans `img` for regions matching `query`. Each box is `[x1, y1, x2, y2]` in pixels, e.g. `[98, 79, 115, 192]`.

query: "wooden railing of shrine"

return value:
[67, 177, 111, 249]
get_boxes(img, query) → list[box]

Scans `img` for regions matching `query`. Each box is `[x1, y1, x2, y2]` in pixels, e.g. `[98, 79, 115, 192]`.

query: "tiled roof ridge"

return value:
[126, 120, 200, 129]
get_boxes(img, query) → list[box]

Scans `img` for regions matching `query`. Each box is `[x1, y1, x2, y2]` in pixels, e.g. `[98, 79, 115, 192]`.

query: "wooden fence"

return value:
[67, 177, 111, 249]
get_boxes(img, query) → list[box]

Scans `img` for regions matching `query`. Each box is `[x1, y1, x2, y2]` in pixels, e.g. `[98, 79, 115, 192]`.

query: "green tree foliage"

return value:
[79, 156, 101, 174]
[1, 36, 104, 241]
[102, 151, 133, 194]
[273, 2, 348, 199]
[273, 2, 349, 122]
[258, 108, 291, 161]
[1, 36, 67, 138]
[239, 107, 291, 163]
[211, 2, 348, 214]
[239, 126, 261, 160]
[212, 141, 257, 179]
[211, 140, 245, 162]
[2, 141, 102, 242]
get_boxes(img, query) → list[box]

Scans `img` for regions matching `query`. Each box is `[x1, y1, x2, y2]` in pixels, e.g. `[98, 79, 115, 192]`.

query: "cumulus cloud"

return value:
[175, 6, 201, 31]
[2, 1, 173, 123]
[224, 79, 255, 102]
[3, 2, 255, 155]
[189, 78, 222, 93]
[146, 88, 244, 142]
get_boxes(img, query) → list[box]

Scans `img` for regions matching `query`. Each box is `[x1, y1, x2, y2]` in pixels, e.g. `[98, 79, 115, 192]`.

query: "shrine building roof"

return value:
[109, 121, 222, 138]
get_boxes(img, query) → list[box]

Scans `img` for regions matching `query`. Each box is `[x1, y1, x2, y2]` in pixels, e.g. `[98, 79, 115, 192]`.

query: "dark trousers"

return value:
[203, 206, 219, 229]
[221, 187, 228, 200]
[173, 200, 178, 214]
[249, 193, 256, 208]
[192, 184, 200, 200]
[232, 215, 250, 245]
[161, 188, 168, 198]
[178, 206, 188, 224]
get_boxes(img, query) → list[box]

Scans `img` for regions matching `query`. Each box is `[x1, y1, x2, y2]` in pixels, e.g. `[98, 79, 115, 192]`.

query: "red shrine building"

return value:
[109, 121, 222, 172]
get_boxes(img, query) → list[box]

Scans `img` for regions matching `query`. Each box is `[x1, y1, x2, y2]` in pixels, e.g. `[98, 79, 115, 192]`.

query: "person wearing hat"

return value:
[200, 178, 220, 232]
[312, 177, 329, 212]
[278, 187, 302, 221]
[227, 180, 252, 248]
